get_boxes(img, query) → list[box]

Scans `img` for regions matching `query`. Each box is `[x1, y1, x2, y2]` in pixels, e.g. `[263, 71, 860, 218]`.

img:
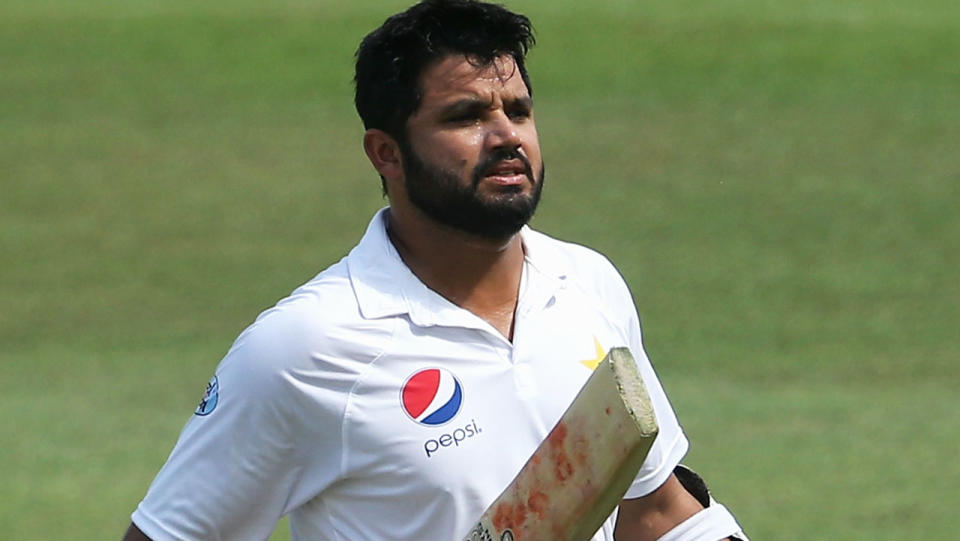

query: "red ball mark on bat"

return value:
[513, 503, 528, 527]
[547, 421, 575, 481]
[605, 406, 612, 415]
[554, 451, 574, 481]
[548, 421, 568, 448]
[493, 503, 513, 531]
[573, 436, 589, 467]
[527, 490, 549, 519]
[493, 502, 528, 536]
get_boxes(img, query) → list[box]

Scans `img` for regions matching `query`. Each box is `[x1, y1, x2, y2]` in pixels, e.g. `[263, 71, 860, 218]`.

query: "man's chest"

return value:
[331, 296, 630, 508]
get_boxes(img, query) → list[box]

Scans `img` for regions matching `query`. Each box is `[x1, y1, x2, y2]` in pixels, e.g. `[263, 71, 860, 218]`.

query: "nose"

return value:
[485, 111, 522, 151]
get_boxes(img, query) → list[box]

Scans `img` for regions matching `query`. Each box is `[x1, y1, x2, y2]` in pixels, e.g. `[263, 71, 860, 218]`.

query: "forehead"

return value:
[417, 54, 529, 104]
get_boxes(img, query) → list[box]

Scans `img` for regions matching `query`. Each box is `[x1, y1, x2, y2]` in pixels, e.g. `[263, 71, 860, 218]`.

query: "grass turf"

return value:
[1, 1, 957, 539]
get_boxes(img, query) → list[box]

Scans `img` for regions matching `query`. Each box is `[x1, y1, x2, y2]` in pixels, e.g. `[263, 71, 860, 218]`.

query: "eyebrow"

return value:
[439, 98, 488, 118]
[439, 96, 534, 118]
[507, 96, 534, 111]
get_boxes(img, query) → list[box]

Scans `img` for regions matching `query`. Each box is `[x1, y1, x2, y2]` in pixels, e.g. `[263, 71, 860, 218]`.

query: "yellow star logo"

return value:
[580, 337, 607, 371]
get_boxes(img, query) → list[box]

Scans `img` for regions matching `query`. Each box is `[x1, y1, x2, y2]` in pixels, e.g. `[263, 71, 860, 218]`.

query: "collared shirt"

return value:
[132, 208, 688, 541]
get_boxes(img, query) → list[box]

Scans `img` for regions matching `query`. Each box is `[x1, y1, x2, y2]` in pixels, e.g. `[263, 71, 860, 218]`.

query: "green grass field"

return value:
[2, 1, 957, 539]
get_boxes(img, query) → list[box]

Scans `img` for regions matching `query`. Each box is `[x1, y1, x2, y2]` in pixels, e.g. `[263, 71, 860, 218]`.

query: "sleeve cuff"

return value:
[622, 429, 689, 499]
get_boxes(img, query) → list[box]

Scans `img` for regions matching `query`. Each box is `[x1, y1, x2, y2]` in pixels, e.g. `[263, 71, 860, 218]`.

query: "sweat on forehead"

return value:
[420, 54, 525, 92]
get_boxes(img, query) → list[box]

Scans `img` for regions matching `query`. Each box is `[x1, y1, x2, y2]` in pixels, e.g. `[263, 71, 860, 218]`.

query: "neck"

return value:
[387, 205, 525, 340]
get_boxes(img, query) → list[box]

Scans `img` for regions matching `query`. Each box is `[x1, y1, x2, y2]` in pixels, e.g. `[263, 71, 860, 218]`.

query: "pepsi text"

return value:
[424, 419, 482, 457]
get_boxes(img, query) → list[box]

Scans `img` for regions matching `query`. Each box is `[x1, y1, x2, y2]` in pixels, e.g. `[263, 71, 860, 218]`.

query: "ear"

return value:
[363, 129, 404, 182]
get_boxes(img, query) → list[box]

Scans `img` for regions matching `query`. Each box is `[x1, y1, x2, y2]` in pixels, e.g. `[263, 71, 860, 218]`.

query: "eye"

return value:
[442, 104, 485, 125]
[507, 105, 532, 121]
[446, 112, 479, 125]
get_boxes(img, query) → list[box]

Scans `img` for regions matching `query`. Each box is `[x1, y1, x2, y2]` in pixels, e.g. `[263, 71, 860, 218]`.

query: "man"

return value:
[123, 1, 748, 539]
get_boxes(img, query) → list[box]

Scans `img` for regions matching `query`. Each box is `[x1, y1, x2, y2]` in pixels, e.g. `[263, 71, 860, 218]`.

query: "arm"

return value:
[124, 304, 345, 540]
[617, 467, 747, 541]
[121, 523, 151, 541]
[614, 473, 704, 540]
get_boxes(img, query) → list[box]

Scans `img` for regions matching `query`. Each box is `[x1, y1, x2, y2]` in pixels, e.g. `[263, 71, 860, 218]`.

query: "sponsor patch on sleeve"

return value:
[195, 376, 219, 416]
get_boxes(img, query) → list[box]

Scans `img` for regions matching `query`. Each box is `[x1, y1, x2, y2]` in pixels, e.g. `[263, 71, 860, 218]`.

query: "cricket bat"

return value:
[463, 347, 659, 541]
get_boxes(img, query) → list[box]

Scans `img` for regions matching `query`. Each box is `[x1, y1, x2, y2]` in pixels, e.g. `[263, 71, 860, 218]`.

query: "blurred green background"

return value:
[2, 1, 957, 539]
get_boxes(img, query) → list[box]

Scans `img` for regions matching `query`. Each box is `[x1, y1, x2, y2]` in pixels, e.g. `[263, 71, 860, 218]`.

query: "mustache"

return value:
[472, 148, 535, 187]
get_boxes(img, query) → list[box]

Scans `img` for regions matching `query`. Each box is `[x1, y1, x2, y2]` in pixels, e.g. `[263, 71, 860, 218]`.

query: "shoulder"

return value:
[523, 227, 633, 301]
[217, 259, 395, 393]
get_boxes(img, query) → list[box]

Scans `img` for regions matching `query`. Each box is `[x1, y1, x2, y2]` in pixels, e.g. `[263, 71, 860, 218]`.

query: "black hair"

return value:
[354, 0, 535, 143]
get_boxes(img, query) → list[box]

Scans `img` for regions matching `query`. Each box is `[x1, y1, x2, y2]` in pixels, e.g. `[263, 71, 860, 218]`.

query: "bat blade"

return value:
[463, 347, 659, 541]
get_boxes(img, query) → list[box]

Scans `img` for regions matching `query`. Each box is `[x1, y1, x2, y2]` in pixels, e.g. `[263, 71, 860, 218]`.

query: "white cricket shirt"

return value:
[132, 208, 689, 540]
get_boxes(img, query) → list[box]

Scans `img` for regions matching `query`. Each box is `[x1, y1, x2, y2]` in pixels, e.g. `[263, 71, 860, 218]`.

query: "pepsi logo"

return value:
[401, 368, 463, 426]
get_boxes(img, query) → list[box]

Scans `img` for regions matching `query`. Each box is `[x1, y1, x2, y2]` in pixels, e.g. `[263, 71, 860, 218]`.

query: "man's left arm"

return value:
[615, 473, 703, 540]
[594, 259, 748, 539]
[615, 468, 748, 541]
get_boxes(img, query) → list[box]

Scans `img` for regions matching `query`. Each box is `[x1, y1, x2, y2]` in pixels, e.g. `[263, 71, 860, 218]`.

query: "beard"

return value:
[399, 141, 545, 240]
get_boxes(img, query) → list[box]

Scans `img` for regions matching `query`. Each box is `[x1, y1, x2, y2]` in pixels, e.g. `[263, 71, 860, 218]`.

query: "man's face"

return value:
[400, 54, 545, 240]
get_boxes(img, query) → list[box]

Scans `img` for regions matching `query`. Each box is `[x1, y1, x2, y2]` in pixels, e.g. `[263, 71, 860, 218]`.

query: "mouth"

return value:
[481, 159, 531, 187]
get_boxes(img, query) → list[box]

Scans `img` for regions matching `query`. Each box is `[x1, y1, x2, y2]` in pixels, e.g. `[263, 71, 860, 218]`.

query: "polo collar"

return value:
[347, 208, 571, 328]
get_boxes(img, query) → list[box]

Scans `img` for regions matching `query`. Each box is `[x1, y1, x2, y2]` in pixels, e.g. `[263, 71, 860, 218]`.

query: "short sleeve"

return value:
[598, 261, 689, 499]
[131, 302, 346, 541]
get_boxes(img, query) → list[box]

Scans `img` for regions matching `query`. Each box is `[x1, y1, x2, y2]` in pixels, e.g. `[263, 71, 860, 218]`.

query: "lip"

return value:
[483, 172, 527, 186]
[482, 160, 529, 185]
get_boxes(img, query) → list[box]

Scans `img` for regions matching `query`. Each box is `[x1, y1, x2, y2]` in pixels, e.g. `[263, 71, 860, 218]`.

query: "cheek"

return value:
[466, 131, 487, 154]
[438, 132, 487, 168]
[411, 131, 478, 168]
[520, 122, 540, 146]
[522, 130, 543, 163]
